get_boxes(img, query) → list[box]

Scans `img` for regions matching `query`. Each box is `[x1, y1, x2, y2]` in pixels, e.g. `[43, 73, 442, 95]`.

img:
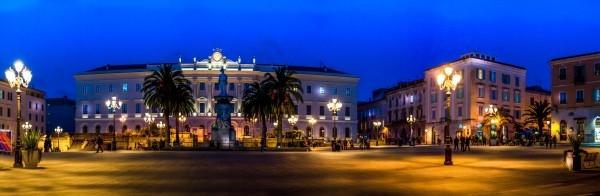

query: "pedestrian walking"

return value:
[460, 136, 465, 152]
[544, 134, 550, 149]
[552, 135, 558, 148]
[96, 136, 104, 153]
[453, 136, 459, 152]
[465, 136, 471, 151]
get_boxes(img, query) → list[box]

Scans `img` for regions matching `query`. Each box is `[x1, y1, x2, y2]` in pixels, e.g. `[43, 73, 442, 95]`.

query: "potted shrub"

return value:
[21, 130, 43, 169]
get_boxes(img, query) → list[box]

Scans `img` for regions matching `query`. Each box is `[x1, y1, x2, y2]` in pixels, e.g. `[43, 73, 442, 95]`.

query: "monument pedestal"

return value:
[211, 95, 236, 149]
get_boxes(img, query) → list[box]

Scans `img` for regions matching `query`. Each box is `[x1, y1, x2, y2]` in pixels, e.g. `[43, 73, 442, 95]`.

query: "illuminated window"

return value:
[319, 87, 325, 94]
[122, 83, 128, 92]
[477, 68, 486, 80]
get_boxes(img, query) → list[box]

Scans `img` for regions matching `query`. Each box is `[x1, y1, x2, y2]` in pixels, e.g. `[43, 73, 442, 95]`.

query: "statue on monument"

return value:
[214, 67, 233, 129]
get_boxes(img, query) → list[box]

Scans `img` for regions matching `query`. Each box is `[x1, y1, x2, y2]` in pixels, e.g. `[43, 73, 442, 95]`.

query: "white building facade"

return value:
[74, 49, 359, 143]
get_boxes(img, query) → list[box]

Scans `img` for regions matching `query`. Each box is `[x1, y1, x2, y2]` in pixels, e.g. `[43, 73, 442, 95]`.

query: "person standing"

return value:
[453, 136, 459, 152]
[544, 134, 550, 149]
[460, 136, 465, 152]
[96, 136, 104, 153]
[465, 136, 471, 152]
[552, 135, 558, 148]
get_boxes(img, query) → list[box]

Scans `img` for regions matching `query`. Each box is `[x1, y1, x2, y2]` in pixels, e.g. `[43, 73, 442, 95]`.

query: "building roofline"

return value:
[76, 63, 359, 78]
[525, 85, 551, 95]
[550, 51, 600, 62]
[425, 55, 526, 71]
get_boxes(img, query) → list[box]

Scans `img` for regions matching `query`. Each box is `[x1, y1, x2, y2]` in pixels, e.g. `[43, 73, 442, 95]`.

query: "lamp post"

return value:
[54, 126, 63, 152]
[144, 113, 155, 135]
[435, 66, 462, 166]
[105, 96, 122, 151]
[157, 121, 166, 143]
[485, 104, 498, 145]
[407, 114, 416, 146]
[372, 121, 382, 146]
[327, 98, 343, 140]
[5, 60, 32, 168]
[308, 118, 317, 140]
[251, 118, 258, 138]
[177, 113, 187, 146]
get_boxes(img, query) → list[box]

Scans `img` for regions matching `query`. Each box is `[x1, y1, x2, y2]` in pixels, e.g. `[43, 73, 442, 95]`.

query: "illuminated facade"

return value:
[0, 80, 46, 148]
[74, 49, 359, 143]
[360, 53, 530, 145]
[550, 52, 600, 144]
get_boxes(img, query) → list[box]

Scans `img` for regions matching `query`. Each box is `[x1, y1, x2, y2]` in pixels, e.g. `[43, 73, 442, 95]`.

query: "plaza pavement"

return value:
[1, 145, 599, 195]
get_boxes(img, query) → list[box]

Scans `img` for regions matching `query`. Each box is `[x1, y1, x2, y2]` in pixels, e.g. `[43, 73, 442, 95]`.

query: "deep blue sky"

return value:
[1, 0, 599, 101]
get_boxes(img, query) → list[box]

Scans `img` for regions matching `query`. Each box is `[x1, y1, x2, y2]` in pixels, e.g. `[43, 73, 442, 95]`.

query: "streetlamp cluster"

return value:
[485, 104, 499, 144]
[105, 96, 122, 151]
[372, 121, 382, 146]
[407, 114, 416, 146]
[5, 60, 33, 168]
[54, 126, 63, 152]
[435, 66, 462, 166]
[327, 98, 343, 139]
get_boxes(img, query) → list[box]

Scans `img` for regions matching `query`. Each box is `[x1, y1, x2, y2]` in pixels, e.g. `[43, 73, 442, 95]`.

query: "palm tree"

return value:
[142, 64, 191, 147]
[242, 82, 275, 151]
[523, 100, 553, 134]
[262, 67, 304, 147]
[172, 82, 195, 147]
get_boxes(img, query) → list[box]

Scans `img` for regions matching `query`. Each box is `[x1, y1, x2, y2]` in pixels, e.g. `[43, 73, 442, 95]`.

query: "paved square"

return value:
[1, 146, 599, 195]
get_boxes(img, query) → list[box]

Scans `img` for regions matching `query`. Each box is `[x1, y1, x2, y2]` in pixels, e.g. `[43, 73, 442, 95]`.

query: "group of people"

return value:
[544, 134, 558, 149]
[453, 136, 471, 152]
[331, 139, 354, 152]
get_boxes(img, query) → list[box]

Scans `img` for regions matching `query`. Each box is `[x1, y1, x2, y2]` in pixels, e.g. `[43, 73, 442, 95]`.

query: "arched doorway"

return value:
[95, 125, 101, 134]
[122, 125, 128, 134]
[560, 120, 567, 141]
[306, 127, 312, 138]
[345, 127, 350, 138]
[243, 125, 250, 136]
[108, 125, 114, 133]
[82, 125, 88, 134]
[319, 127, 325, 138]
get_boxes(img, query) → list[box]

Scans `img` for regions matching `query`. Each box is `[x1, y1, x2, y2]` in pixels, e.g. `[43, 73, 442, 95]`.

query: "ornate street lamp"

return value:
[177, 113, 187, 146]
[54, 126, 63, 152]
[21, 122, 32, 133]
[436, 66, 462, 166]
[407, 114, 416, 146]
[157, 121, 166, 142]
[144, 113, 155, 132]
[6, 60, 32, 168]
[372, 121, 382, 146]
[327, 98, 343, 140]
[287, 115, 298, 128]
[105, 96, 122, 151]
[485, 104, 499, 145]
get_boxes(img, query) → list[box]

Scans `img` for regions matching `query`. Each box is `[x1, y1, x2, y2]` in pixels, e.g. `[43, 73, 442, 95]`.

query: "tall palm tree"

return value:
[262, 67, 304, 147]
[524, 100, 553, 134]
[142, 64, 190, 146]
[242, 82, 275, 151]
[172, 82, 195, 147]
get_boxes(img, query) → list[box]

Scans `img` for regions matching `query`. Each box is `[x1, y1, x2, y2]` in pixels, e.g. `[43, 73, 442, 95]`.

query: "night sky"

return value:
[1, 0, 599, 101]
